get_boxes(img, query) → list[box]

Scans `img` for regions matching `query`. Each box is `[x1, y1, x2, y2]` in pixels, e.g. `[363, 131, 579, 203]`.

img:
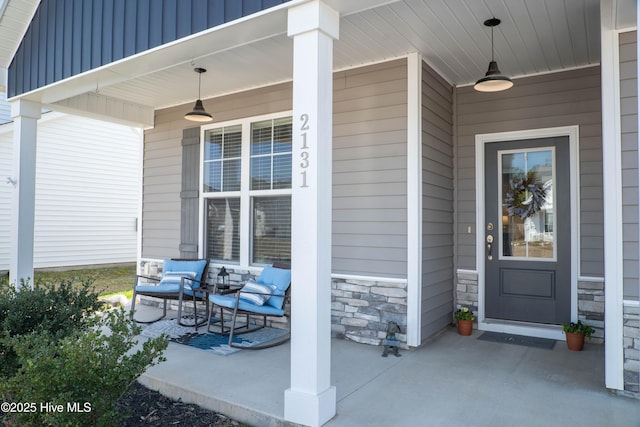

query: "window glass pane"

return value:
[273, 117, 292, 153]
[251, 156, 271, 190]
[251, 120, 273, 156]
[222, 159, 241, 191]
[206, 198, 240, 262]
[250, 118, 292, 190]
[203, 125, 241, 192]
[252, 196, 291, 264]
[224, 130, 242, 158]
[205, 129, 223, 160]
[203, 162, 221, 192]
[501, 150, 554, 259]
[273, 154, 292, 189]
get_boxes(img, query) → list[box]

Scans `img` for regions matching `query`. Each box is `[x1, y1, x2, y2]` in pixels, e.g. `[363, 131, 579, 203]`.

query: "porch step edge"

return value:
[138, 372, 295, 427]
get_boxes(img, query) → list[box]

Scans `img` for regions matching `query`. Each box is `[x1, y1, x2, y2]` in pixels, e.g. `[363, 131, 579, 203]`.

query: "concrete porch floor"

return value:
[134, 306, 640, 427]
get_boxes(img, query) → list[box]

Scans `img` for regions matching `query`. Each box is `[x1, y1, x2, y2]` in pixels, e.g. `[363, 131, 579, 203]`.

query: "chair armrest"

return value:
[177, 276, 209, 300]
[182, 276, 206, 289]
[233, 289, 290, 304]
[136, 274, 161, 281]
[134, 275, 161, 287]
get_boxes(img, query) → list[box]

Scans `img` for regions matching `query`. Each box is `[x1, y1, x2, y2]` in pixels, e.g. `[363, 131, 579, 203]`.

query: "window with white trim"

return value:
[201, 114, 292, 266]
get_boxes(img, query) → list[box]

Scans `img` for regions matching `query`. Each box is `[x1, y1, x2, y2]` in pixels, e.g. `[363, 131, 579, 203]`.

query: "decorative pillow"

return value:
[159, 271, 198, 289]
[258, 266, 291, 309]
[162, 259, 208, 283]
[239, 280, 274, 306]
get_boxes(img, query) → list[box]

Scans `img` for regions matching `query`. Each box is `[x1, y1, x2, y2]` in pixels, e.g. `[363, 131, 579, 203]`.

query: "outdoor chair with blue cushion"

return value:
[130, 259, 209, 329]
[207, 262, 291, 349]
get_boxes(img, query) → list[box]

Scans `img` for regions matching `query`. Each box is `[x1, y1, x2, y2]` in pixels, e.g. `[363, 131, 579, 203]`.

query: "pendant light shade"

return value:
[474, 18, 513, 93]
[185, 68, 213, 122]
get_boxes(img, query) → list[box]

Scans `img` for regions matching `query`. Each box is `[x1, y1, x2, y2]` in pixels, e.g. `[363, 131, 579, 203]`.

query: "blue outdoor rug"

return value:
[140, 318, 289, 356]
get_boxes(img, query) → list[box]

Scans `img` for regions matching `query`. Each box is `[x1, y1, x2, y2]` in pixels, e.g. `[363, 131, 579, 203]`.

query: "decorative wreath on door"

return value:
[504, 172, 547, 220]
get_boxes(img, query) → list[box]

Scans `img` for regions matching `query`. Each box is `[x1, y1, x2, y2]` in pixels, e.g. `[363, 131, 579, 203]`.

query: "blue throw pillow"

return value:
[159, 271, 198, 289]
[239, 280, 274, 306]
[257, 266, 291, 309]
[162, 259, 208, 283]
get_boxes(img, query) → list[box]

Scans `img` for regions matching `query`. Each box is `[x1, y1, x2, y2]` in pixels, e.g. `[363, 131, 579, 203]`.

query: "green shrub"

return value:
[0, 308, 168, 426]
[0, 279, 105, 378]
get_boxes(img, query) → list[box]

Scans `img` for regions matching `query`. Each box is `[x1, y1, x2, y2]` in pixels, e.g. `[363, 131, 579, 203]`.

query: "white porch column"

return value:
[285, 2, 339, 426]
[600, 0, 624, 391]
[9, 99, 41, 287]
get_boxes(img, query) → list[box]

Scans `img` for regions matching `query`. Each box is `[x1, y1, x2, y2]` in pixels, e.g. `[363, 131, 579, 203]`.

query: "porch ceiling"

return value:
[4, 0, 636, 116]
[0, 0, 39, 91]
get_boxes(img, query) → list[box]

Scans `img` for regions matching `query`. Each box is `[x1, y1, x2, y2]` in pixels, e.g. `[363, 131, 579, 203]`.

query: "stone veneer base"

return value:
[331, 277, 408, 348]
[137, 260, 409, 346]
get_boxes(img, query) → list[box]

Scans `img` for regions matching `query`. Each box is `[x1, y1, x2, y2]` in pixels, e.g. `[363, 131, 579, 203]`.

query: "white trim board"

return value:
[475, 125, 580, 341]
[406, 52, 422, 347]
[601, 0, 625, 391]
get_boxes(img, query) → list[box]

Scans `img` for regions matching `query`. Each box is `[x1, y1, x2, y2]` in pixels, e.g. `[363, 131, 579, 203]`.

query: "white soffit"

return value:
[13, 0, 603, 112]
[0, 0, 40, 69]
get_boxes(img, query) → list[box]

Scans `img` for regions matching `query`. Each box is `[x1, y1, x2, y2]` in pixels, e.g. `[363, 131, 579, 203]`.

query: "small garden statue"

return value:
[382, 321, 402, 357]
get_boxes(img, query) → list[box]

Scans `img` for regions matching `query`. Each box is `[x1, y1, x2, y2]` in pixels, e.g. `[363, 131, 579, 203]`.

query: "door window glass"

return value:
[500, 149, 554, 259]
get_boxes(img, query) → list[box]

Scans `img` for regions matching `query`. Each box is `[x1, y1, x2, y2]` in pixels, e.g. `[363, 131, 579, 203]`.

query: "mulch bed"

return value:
[118, 382, 247, 426]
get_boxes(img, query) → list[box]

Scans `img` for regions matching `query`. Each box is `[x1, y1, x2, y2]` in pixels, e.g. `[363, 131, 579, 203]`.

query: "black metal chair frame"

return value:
[130, 259, 210, 330]
[208, 262, 291, 349]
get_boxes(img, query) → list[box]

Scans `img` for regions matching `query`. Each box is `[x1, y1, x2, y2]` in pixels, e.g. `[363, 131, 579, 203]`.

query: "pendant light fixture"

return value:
[184, 67, 213, 122]
[474, 18, 513, 92]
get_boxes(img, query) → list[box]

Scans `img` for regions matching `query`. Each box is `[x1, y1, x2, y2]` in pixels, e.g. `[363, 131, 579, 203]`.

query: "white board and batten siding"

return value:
[421, 61, 454, 338]
[455, 66, 604, 277]
[145, 60, 410, 280]
[0, 110, 142, 271]
[619, 31, 639, 300]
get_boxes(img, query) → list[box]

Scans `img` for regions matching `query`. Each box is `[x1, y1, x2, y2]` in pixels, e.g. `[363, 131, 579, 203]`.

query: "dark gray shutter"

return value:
[180, 127, 200, 258]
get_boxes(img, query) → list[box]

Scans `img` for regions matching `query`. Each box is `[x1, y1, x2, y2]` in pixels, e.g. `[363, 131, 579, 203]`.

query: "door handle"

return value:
[486, 235, 494, 260]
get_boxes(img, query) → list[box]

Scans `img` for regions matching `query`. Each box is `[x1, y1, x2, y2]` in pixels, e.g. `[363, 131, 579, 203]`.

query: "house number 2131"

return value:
[299, 113, 310, 188]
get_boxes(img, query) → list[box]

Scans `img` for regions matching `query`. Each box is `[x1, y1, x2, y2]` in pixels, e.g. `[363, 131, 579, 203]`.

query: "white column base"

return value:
[284, 386, 337, 427]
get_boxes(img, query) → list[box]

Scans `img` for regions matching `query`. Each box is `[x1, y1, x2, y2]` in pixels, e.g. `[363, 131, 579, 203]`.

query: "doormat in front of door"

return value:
[477, 331, 556, 349]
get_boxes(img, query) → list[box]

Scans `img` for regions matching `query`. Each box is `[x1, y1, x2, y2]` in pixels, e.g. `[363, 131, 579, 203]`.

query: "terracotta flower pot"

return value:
[457, 319, 473, 336]
[565, 332, 585, 351]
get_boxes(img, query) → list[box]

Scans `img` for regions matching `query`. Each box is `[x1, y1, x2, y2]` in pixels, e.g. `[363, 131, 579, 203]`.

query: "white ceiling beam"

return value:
[49, 92, 154, 129]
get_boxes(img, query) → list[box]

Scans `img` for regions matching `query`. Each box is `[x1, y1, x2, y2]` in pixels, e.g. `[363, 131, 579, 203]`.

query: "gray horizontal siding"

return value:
[8, 0, 290, 97]
[332, 59, 408, 278]
[421, 61, 454, 340]
[455, 66, 603, 276]
[620, 31, 639, 300]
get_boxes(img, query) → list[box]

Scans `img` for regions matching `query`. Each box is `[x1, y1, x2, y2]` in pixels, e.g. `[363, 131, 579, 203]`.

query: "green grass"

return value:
[1, 264, 136, 297]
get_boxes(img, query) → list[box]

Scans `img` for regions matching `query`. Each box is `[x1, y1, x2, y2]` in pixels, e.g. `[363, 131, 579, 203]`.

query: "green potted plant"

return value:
[454, 307, 474, 336]
[562, 320, 595, 351]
